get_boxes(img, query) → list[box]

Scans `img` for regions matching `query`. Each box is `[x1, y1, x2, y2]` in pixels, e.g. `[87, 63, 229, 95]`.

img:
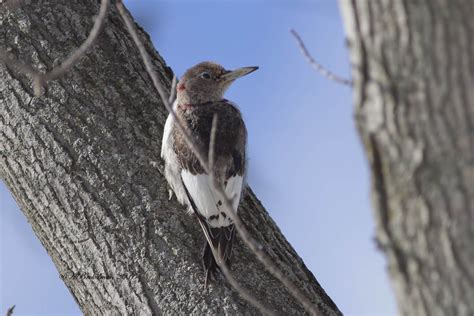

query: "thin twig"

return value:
[211, 182, 319, 316]
[116, 1, 319, 314]
[6, 305, 15, 316]
[168, 75, 177, 105]
[208, 114, 218, 173]
[0, 0, 109, 95]
[290, 29, 352, 87]
[219, 262, 273, 315]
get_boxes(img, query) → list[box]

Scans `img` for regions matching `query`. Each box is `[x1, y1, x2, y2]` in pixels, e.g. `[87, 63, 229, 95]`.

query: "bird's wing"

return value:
[181, 171, 243, 227]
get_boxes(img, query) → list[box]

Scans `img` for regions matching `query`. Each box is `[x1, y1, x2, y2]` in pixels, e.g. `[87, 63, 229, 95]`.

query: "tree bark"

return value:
[0, 1, 340, 315]
[339, 1, 474, 315]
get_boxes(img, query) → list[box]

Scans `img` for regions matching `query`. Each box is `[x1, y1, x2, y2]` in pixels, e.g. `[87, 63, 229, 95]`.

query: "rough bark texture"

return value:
[0, 1, 340, 315]
[339, 1, 474, 315]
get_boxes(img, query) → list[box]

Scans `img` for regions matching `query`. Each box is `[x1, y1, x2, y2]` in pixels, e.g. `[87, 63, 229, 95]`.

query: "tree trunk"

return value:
[0, 1, 340, 315]
[339, 1, 474, 315]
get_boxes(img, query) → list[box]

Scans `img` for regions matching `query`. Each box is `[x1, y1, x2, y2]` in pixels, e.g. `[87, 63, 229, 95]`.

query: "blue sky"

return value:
[1, 1, 397, 315]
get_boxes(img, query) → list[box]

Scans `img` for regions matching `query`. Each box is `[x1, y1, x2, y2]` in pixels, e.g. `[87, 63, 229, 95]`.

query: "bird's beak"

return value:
[221, 66, 259, 82]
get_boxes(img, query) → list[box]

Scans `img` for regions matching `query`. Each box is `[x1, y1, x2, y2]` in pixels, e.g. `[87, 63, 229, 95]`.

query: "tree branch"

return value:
[290, 29, 352, 87]
[5, 305, 15, 316]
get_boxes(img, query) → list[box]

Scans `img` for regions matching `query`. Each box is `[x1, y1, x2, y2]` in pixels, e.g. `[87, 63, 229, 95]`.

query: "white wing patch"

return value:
[181, 170, 243, 227]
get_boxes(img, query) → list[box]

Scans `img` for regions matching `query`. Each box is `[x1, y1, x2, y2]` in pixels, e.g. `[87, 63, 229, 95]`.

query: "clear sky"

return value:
[1, 1, 397, 315]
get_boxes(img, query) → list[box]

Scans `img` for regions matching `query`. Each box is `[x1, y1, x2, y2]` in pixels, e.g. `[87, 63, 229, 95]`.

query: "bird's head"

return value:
[176, 61, 258, 105]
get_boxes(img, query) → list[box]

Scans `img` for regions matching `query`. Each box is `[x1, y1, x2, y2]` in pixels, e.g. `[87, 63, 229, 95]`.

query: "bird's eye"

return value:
[200, 72, 211, 80]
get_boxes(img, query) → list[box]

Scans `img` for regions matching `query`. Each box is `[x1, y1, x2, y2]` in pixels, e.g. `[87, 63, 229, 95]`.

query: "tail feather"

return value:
[201, 226, 236, 286]
[197, 216, 236, 286]
[182, 178, 236, 286]
[213, 225, 236, 264]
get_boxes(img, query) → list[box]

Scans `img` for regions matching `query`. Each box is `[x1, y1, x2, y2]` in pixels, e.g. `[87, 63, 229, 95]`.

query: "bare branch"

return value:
[168, 75, 177, 105]
[0, 0, 109, 95]
[208, 113, 218, 173]
[209, 177, 320, 316]
[6, 305, 15, 316]
[290, 29, 352, 87]
[220, 255, 274, 315]
[116, 1, 320, 314]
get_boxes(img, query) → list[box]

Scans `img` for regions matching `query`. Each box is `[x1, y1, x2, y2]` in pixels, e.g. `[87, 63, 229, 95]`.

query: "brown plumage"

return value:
[172, 100, 247, 178]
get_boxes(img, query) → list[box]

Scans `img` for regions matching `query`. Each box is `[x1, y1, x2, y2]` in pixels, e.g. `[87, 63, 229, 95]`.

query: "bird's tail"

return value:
[201, 223, 236, 286]
[181, 180, 236, 287]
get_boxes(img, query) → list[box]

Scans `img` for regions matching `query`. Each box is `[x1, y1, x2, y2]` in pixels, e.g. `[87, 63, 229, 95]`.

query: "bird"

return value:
[161, 61, 258, 286]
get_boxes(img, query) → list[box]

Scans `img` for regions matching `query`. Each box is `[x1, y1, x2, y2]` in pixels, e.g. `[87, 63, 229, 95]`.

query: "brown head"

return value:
[177, 61, 258, 105]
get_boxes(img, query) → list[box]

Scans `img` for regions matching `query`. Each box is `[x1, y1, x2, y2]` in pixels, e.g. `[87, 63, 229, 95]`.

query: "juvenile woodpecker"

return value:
[161, 61, 258, 285]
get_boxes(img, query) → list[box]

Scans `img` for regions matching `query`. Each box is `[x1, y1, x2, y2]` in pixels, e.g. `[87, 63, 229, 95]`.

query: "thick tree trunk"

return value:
[0, 1, 340, 315]
[339, 1, 474, 315]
